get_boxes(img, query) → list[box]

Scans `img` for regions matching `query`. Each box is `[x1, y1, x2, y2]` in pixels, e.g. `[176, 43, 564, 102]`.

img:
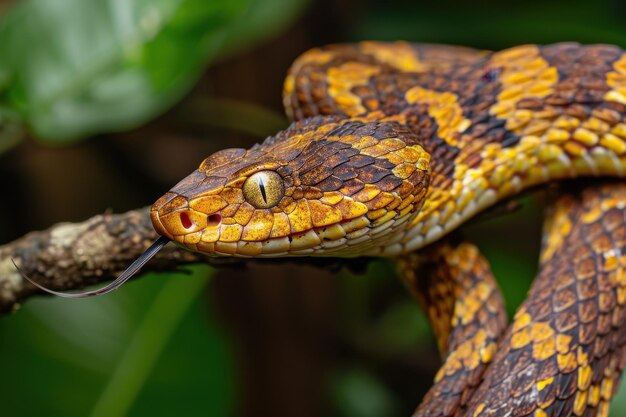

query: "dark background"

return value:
[1, 0, 626, 416]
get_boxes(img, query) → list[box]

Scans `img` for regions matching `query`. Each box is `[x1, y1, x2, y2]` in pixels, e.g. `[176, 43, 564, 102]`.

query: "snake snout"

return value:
[150, 209, 169, 238]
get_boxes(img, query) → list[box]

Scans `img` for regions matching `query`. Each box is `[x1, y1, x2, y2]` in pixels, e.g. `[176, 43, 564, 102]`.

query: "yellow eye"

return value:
[243, 171, 284, 208]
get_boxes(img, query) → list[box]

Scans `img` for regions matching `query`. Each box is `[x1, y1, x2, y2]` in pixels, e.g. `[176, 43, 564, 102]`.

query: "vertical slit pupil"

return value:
[258, 178, 268, 203]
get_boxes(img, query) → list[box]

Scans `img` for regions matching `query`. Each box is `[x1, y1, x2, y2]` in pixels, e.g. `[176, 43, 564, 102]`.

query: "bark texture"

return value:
[0, 207, 202, 314]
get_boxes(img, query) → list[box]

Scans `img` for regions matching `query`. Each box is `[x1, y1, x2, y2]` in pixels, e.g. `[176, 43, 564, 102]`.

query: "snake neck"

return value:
[388, 118, 626, 256]
[352, 98, 626, 256]
[359, 44, 626, 256]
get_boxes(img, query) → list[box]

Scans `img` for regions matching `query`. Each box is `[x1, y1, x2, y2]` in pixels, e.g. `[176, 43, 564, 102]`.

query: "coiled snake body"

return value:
[149, 42, 626, 417]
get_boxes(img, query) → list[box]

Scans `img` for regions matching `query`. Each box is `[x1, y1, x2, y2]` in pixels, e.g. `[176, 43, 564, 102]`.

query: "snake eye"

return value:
[243, 171, 284, 208]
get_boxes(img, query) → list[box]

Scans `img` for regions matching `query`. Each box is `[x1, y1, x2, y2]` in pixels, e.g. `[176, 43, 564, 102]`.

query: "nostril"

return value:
[180, 212, 193, 229]
[207, 214, 222, 226]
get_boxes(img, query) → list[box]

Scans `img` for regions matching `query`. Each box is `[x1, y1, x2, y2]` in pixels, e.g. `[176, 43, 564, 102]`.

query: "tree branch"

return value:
[0, 206, 372, 316]
[0, 207, 202, 314]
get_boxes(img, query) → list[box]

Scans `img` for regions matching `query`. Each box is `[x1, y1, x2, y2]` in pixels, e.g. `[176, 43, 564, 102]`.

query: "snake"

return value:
[20, 42, 626, 416]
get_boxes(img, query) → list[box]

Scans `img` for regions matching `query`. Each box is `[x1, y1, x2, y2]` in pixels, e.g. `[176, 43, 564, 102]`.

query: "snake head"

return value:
[151, 116, 431, 257]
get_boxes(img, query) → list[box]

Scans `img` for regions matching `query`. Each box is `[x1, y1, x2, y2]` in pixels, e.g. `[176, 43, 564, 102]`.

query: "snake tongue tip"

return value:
[10, 236, 169, 299]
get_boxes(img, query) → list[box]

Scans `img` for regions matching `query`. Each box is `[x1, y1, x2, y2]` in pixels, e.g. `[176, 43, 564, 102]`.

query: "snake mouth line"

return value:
[152, 206, 415, 257]
[178, 219, 369, 257]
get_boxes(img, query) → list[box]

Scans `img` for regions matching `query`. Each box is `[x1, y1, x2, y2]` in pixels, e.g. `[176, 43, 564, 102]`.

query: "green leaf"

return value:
[0, 0, 246, 141]
[0, 0, 308, 144]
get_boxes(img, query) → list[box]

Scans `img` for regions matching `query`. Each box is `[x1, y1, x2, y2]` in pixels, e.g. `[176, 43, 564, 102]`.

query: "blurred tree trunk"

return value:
[208, 2, 353, 415]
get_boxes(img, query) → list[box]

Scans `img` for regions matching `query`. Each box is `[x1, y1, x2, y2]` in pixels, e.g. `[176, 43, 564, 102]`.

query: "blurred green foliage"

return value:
[0, 0, 308, 416]
[331, 367, 399, 417]
[3, 1, 626, 417]
[353, 0, 626, 48]
[0, 0, 306, 143]
[0, 266, 235, 417]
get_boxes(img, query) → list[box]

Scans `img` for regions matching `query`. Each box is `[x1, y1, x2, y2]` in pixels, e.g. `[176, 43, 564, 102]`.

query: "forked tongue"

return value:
[12, 236, 170, 298]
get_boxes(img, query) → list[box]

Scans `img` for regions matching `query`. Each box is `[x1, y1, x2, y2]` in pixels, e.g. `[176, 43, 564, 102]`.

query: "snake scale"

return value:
[24, 42, 626, 416]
